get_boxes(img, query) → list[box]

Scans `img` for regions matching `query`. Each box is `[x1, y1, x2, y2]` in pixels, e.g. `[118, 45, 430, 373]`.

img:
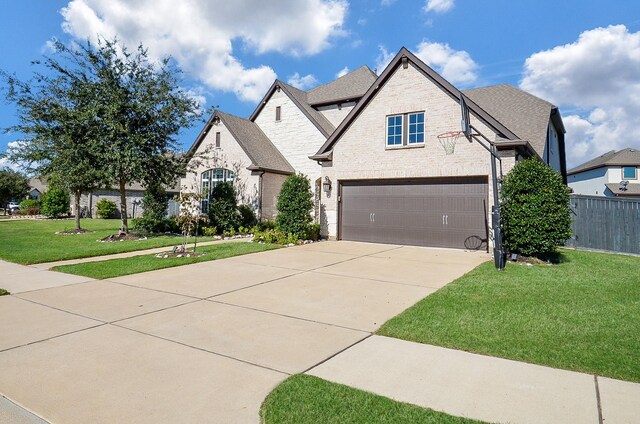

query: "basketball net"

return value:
[437, 131, 464, 155]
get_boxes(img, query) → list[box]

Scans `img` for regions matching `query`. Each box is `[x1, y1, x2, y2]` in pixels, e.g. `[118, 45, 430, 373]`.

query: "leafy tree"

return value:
[0, 168, 29, 214]
[2, 38, 202, 234]
[207, 182, 239, 232]
[276, 173, 314, 238]
[2, 42, 106, 230]
[501, 158, 572, 257]
[41, 187, 70, 218]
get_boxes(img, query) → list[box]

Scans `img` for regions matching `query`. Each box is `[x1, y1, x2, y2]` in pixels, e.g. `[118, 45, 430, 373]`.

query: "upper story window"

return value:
[215, 132, 221, 148]
[386, 111, 425, 147]
[387, 115, 403, 146]
[622, 166, 637, 179]
[275, 106, 281, 122]
[408, 112, 424, 144]
[200, 168, 235, 211]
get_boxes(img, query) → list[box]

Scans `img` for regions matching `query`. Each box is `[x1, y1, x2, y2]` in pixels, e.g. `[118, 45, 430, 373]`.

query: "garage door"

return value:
[339, 177, 488, 249]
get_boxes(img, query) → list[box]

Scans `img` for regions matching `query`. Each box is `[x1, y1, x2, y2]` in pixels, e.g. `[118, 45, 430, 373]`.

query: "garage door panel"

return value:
[340, 178, 488, 249]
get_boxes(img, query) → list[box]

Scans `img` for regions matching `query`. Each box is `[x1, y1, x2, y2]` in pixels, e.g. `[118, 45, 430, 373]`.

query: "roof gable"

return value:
[568, 148, 640, 175]
[249, 80, 335, 138]
[187, 110, 294, 175]
[306, 66, 377, 106]
[312, 47, 522, 160]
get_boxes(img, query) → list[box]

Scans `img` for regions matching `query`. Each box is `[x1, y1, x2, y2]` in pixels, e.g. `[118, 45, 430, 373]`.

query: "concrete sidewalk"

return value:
[308, 335, 640, 424]
[32, 237, 250, 270]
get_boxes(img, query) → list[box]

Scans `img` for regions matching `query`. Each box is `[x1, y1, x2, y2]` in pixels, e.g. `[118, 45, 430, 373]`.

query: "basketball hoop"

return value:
[437, 131, 464, 155]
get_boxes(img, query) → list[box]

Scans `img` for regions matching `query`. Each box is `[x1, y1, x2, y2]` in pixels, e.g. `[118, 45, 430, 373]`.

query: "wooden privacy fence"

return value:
[566, 195, 640, 255]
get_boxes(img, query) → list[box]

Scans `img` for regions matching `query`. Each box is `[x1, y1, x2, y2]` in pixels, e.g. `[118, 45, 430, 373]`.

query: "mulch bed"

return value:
[99, 233, 148, 242]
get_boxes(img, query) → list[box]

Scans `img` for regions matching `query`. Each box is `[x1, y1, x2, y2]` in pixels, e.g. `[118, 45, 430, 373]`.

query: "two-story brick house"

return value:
[184, 47, 567, 249]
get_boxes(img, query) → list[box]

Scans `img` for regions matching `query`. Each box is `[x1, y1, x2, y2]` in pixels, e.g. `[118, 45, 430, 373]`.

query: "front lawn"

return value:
[260, 375, 483, 424]
[0, 219, 213, 265]
[53, 242, 279, 279]
[378, 249, 640, 383]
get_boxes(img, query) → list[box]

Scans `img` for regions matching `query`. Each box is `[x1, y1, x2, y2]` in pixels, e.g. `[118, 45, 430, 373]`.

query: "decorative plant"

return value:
[175, 190, 206, 253]
[41, 187, 70, 218]
[96, 199, 117, 219]
[276, 173, 314, 239]
[501, 158, 572, 257]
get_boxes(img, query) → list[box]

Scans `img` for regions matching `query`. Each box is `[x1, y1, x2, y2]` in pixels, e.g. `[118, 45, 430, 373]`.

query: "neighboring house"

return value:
[567, 148, 640, 198]
[29, 178, 180, 218]
[28, 178, 47, 200]
[185, 47, 566, 249]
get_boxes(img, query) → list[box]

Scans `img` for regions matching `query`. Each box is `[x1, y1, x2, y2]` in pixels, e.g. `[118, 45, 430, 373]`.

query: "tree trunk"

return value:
[74, 190, 82, 231]
[119, 179, 128, 234]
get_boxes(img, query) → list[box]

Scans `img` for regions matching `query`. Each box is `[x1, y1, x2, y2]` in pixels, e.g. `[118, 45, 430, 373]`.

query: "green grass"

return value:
[260, 375, 484, 424]
[0, 219, 214, 264]
[0, 288, 9, 296]
[378, 249, 640, 382]
[54, 242, 279, 279]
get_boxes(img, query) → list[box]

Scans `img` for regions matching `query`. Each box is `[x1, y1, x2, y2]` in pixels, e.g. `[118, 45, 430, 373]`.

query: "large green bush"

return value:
[96, 198, 117, 219]
[276, 174, 314, 238]
[131, 217, 179, 234]
[207, 182, 239, 233]
[501, 158, 571, 256]
[237, 204, 257, 228]
[41, 187, 70, 218]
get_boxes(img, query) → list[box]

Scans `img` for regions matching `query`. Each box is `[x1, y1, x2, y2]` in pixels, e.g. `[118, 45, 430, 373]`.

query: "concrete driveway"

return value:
[0, 241, 488, 423]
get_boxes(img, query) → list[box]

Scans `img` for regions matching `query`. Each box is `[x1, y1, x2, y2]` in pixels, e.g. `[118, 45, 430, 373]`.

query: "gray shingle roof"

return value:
[605, 182, 640, 196]
[568, 148, 640, 175]
[306, 66, 377, 106]
[278, 81, 336, 137]
[463, 84, 555, 158]
[218, 111, 294, 174]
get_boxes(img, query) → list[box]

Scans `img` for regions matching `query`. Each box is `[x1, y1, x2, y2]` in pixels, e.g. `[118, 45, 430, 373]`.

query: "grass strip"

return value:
[0, 219, 214, 264]
[53, 242, 279, 279]
[378, 249, 640, 383]
[260, 374, 484, 424]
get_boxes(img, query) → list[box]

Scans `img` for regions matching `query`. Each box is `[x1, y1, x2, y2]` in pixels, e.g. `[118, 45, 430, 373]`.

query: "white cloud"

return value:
[336, 66, 350, 78]
[60, 0, 348, 103]
[520, 25, 640, 167]
[0, 141, 29, 173]
[424, 0, 455, 14]
[415, 40, 478, 85]
[375, 45, 395, 74]
[381, 0, 397, 6]
[287, 73, 318, 90]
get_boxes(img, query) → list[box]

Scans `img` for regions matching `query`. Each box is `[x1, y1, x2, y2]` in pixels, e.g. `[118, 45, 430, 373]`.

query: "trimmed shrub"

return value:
[254, 220, 276, 231]
[96, 198, 117, 219]
[501, 158, 572, 257]
[131, 217, 179, 234]
[238, 204, 257, 228]
[41, 188, 70, 218]
[304, 223, 321, 241]
[207, 182, 239, 233]
[252, 228, 299, 245]
[19, 199, 40, 210]
[276, 173, 314, 238]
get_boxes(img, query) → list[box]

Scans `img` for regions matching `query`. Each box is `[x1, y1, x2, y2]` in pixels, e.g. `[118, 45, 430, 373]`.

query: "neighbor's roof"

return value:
[463, 84, 562, 159]
[306, 66, 377, 106]
[217, 111, 295, 175]
[29, 178, 47, 193]
[605, 182, 640, 196]
[568, 148, 640, 175]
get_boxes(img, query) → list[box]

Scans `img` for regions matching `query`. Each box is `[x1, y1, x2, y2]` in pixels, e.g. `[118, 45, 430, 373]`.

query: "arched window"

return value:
[201, 168, 235, 211]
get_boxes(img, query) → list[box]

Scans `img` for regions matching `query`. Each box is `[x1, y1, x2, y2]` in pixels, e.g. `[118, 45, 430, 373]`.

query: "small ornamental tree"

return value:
[142, 183, 168, 221]
[207, 182, 239, 233]
[276, 173, 313, 238]
[41, 187, 70, 218]
[501, 158, 572, 257]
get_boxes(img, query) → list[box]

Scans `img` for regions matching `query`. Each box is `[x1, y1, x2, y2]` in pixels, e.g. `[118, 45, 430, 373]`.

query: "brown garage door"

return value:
[339, 177, 488, 249]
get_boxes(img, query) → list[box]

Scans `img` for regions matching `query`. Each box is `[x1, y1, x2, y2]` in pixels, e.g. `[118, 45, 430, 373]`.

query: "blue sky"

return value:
[2, 0, 640, 169]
